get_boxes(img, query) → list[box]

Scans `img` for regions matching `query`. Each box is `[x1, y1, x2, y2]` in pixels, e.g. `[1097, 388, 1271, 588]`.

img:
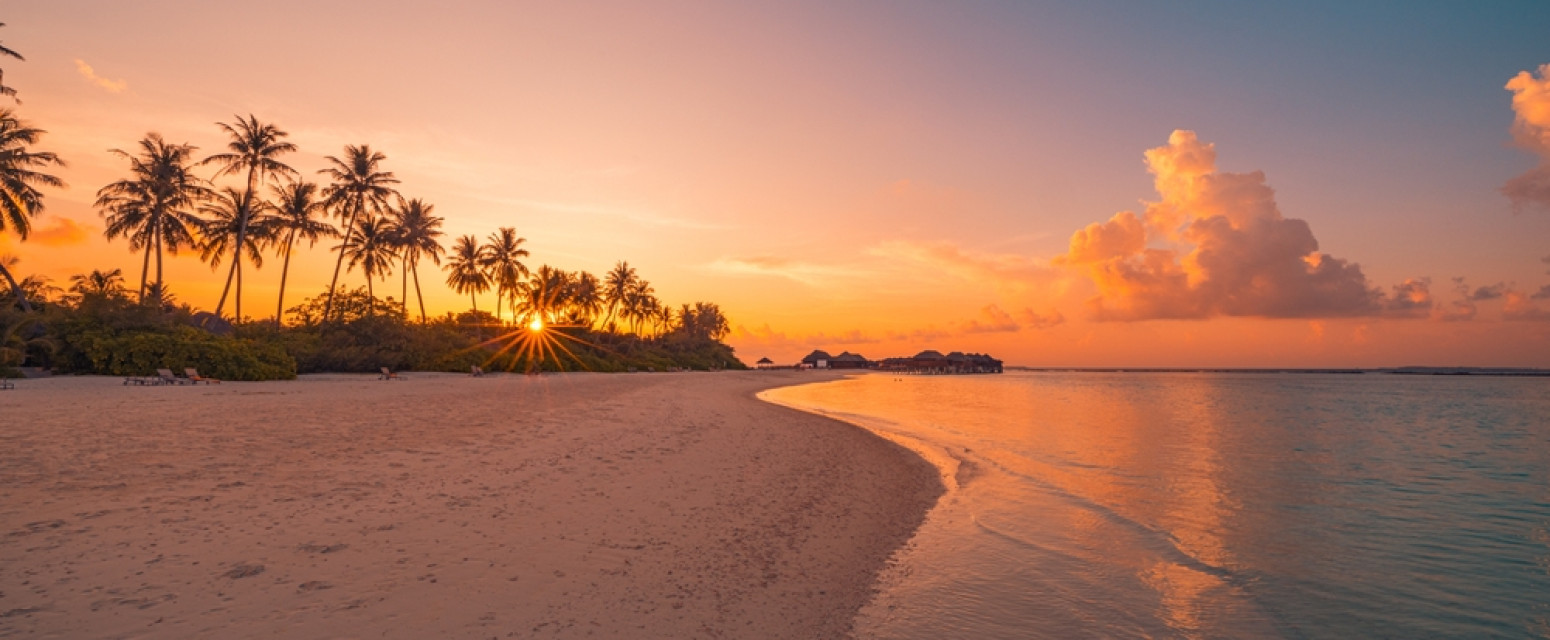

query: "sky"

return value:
[4, 0, 1550, 367]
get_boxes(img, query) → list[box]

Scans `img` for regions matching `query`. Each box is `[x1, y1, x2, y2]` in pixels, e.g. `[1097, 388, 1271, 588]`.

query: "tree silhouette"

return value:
[443, 234, 490, 320]
[479, 227, 529, 323]
[0, 109, 64, 312]
[199, 115, 296, 320]
[319, 145, 398, 321]
[337, 215, 395, 316]
[96, 133, 210, 303]
[198, 187, 279, 321]
[388, 196, 445, 322]
[270, 180, 335, 326]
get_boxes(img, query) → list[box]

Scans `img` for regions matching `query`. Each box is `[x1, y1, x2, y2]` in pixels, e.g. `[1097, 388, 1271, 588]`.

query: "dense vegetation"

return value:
[0, 26, 745, 380]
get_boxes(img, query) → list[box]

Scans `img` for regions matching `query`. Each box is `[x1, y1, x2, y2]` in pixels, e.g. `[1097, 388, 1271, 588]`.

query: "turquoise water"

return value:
[762, 372, 1550, 639]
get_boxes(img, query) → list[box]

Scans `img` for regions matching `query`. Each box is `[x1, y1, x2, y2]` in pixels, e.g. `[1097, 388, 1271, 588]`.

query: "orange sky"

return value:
[4, 2, 1550, 367]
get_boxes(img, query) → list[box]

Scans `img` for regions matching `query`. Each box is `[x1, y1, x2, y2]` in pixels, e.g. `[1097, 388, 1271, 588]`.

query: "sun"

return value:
[528, 318, 544, 332]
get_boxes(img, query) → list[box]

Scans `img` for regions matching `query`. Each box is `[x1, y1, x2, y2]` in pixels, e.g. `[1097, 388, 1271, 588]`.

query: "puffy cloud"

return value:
[1502, 290, 1550, 322]
[25, 218, 91, 247]
[1470, 283, 1507, 301]
[74, 59, 127, 93]
[1020, 307, 1066, 329]
[1435, 279, 1477, 322]
[1533, 284, 1550, 300]
[959, 304, 1020, 333]
[1503, 64, 1550, 211]
[1058, 130, 1425, 320]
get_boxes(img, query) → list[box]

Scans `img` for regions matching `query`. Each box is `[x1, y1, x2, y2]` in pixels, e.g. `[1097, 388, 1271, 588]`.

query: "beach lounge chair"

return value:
[123, 375, 154, 385]
[0, 378, 12, 390]
[379, 367, 401, 380]
[156, 368, 189, 385]
[185, 368, 221, 384]
[470, 365, 485, 377]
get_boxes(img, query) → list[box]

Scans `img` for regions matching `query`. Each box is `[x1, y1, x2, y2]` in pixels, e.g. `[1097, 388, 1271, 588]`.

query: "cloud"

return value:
[1502, 290, 1550, 321]
[1533, 284, 1550, 300]
[1503, 64, 1550, 211]
[872, 240, 1056, 287]
[74, 59, 127, 93]
[1543, 255, 1550, 274]
[959, 304, 1021, 333]
[1434, 278, 1477, 322]
[1056, 130, 1426, 320]
[1470, 283, 1507, 301]
[24, 218, 91, 246]
[705, 256, 863, 286]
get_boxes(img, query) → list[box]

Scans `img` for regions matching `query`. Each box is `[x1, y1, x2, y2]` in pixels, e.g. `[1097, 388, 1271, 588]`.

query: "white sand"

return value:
[0, 371, 940, 639]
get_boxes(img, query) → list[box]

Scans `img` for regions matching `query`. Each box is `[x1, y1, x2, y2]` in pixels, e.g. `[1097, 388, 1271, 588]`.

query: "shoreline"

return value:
[0, 371, 943, 638]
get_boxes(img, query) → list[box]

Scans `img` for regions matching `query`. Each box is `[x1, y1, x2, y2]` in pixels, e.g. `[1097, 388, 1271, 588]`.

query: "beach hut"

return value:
[799, 350, 833, 369]
[756, 357, 775, 370]
[830, 351, 871, 369]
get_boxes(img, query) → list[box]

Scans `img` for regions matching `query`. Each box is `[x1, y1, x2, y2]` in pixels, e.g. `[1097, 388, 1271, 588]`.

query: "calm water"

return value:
[762, 372, 1550, 639]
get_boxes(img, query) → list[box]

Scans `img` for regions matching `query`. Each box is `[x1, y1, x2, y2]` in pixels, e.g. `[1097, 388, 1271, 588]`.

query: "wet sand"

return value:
[0, 371, 941, 639]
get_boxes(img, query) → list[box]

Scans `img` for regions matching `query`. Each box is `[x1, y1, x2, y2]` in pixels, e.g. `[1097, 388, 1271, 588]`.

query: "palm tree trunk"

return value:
[412, 261, 426, 323]
[365, 273, 374, 318]
[154, 216, 164, 303]
[322, 202, 359, 322]
[217, 171, 258, 319]
[401, 256, 409, 313]
[235, 258, 243, 322]
[275, 229, 296, 328]
[215, 260, 237, 316]
[138, 242, 151, 302]
[0, 262, 34, 313]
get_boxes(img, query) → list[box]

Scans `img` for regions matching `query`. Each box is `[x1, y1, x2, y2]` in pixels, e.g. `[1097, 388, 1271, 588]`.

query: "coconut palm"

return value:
[515, 265, 571, 326]
[270, 180, 335, 326]
[0, 109, 64, 312]
[337, 215, 395, 316]
[569, 271, 602, 328]
[69, 268, 127, 298]
[0, 23, 23, 102]
[602, 261, 637, 331]
[443, 234, 489, 318]
[199, 115, 296, 319]
[319, 145, 398, 321]
[479, 227, 529, 323]
[622, 278, 655, 335]
[198, 187, 279, 321]
[95, 133, 210, 303]
[388, 196, 445, 322]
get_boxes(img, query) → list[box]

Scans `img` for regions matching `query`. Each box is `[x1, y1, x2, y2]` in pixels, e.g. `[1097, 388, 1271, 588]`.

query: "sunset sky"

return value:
[5, 1, 1550, 367]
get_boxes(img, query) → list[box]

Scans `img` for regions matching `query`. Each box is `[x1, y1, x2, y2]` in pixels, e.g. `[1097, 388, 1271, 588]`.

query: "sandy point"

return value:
[0, 370, 941, 639]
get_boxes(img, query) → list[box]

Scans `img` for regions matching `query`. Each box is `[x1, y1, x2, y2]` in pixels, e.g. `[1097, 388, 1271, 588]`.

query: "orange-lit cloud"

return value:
[25, 218, 92, 247]
[1502, 290, 1550, 321]
[1504, 64, 1550, 211]
[1056, 130, 1425, 320]
[73, 59, 127, 93]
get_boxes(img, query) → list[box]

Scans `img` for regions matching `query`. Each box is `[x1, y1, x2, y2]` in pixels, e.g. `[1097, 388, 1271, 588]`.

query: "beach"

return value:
[0, 371, 941, 639]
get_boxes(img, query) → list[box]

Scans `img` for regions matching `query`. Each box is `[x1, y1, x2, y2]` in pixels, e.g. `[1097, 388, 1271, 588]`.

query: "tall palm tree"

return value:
[388, 196, 445, 322]
[319, 145, 398, 321]
[95, 133, 209, 303]
[69, 268, 127, 298]
[443, 234, 489, 319]
[515, 265, 571, 326]
[602, 260, 637, 332]
[0, 109, 64, 312]
[337, 215, 395, 316]
[270, 180, 335, 326]
[198, 187, 279, 321]
[479, 227, 529, 323]
[199, 115, 296, 319]
[623, 278, 655, 335]
[0, 23, 23, 102]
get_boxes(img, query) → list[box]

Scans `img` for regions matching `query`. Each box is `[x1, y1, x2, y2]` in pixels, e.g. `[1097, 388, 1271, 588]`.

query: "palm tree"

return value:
[479, 227, 529, 323]
[69, 268, 127, 298]
[602, 261, 637, 331]
[569, 271, 603, 328]
[515, 265, 571, 326]
[0, 109, 64, 312]
[270, 180, 335, 326]
[95, 134, 209, 303]
[319, 145, 398, 321]
[623, 278, 655, 335]
[198, 187, 279, 321]
[199, 115, 297, 319]
[337, 215, 395, 316]
[388, 196, 445, 322]
[443, 234, 489, 319]
[0, 23, 24, 102]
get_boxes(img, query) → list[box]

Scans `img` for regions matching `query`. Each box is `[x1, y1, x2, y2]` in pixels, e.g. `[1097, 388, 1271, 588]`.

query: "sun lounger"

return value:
[156, 368, 190, 385]
[122, 375, 154, 385]
[185, 368, 221, 384]
[0, 378, 13, 390]
[470, 365, 485, 377]
[379, 367, 401, 380]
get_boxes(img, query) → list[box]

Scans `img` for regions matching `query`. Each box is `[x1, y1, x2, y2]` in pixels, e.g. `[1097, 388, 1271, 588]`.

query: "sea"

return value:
[761, 371, 1550, 639]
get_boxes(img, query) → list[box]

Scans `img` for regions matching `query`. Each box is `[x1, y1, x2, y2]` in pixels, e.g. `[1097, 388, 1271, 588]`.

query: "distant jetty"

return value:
[767, 349, 1003, 374]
